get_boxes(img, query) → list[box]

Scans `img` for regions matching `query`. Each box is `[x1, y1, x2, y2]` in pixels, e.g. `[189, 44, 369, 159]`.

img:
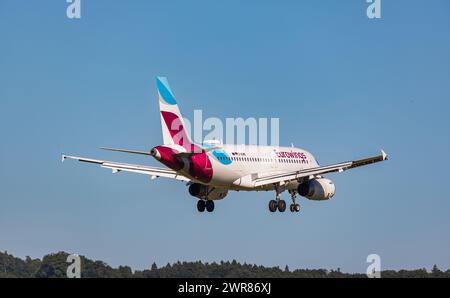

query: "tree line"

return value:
[0, 251, 449, 278]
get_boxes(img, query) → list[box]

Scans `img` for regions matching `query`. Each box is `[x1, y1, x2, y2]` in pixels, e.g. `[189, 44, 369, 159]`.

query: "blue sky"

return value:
[1, 0, 449, 273]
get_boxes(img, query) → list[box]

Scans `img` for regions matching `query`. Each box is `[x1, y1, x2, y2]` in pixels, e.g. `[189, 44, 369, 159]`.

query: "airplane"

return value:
[62, 76, 388, 213]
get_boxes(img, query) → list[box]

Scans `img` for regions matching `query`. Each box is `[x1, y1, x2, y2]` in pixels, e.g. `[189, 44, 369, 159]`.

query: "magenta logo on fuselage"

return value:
[160, 111, 213, 183]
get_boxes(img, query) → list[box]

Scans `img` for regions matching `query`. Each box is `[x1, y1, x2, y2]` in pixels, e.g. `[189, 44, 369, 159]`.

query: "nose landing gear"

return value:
[289, 190, 301, 213]
[289, 203, 301, 212]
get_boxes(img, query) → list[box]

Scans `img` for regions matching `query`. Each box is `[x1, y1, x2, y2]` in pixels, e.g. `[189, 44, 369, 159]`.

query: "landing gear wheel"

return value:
[197, 200, 206, 212]
[206, 200, 215, 212]
[269, 200, 278, 212]
[278, 200, 286, 212]
[290, 204, 300, 212]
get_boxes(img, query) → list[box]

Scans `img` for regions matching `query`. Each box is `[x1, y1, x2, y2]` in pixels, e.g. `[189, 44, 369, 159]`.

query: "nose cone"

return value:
[150, 147, 161, 160]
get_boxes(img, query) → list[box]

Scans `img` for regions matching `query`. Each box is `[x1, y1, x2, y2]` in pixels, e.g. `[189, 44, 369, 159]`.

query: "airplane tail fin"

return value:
[156, 77, 197, 151]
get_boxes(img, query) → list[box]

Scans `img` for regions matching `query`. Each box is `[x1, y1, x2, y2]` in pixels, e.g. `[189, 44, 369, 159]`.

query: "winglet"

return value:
[381, 150, 388, 161]
[61, 154, 66, 163]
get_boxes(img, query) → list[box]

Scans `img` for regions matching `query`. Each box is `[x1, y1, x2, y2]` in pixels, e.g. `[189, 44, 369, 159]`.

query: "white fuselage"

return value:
[197, 144, 319, 191]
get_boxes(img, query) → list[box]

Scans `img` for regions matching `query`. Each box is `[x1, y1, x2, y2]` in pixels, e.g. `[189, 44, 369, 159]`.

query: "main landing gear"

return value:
[268, 186, 300, 213]
[268, 184, 287, 212]
[197, 200, 215, 213]
[268, 199, 286, 212]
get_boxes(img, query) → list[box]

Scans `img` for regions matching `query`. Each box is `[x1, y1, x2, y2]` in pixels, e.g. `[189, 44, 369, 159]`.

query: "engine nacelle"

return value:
[297, 178, 336, 201]
[188, 183, 228, 200]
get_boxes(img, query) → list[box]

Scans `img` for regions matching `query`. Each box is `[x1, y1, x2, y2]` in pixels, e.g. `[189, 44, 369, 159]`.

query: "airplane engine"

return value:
[188, 183, 228, 200]
[297, 178, 335, 201]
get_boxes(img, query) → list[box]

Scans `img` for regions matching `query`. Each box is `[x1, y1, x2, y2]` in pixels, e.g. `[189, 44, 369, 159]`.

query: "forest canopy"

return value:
[0, 251, 448, 278]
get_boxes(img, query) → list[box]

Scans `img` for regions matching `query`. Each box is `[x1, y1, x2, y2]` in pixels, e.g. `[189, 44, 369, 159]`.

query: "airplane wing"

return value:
[61, 155, 191, 182]
[253, 150, 388, 187]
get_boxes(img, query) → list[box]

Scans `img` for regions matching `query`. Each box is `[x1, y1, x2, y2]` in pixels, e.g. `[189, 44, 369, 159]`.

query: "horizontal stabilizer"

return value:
[61, 154, 190, 182]
[100, 147, 152, 156]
